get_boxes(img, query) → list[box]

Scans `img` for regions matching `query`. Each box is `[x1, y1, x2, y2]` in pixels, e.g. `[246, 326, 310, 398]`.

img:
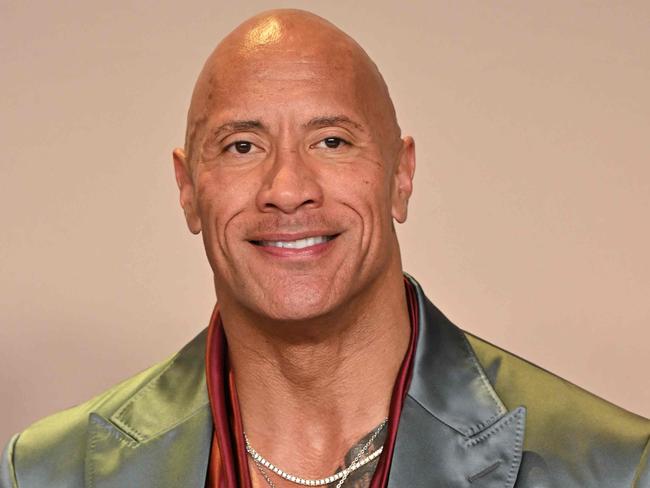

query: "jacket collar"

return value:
[84, 276, 525, 488]
[387, 275, 526, 487]
[84, 329, 212, 488]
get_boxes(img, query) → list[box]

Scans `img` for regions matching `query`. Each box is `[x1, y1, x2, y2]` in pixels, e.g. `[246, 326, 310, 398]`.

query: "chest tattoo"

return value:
[332, 426, 388, 487]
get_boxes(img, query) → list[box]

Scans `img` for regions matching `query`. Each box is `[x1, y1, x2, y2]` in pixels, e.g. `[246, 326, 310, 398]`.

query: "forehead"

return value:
[198, 44, 371, 127]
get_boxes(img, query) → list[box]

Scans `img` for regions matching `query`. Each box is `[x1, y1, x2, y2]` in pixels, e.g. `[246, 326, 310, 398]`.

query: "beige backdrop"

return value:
[1, 0, 649, 444]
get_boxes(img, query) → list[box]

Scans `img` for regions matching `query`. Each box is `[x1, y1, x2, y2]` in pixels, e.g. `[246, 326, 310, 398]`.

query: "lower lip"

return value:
[251, 237, 337, 258]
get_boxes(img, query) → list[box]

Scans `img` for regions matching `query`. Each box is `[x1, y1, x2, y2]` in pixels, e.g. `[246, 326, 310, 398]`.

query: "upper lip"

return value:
[247, 231, 340, 242]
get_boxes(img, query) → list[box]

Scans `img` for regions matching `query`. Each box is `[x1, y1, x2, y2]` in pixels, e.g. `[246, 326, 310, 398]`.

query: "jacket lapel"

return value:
[84, 330, 213, 488]
[388, 277, 526, 487]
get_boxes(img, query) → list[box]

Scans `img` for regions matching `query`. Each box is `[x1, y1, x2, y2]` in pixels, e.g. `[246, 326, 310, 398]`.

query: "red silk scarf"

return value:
[205, 279, 419, 487]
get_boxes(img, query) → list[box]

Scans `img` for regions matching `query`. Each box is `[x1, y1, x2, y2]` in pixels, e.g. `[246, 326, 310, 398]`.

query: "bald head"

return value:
[184, 9, 401, 165]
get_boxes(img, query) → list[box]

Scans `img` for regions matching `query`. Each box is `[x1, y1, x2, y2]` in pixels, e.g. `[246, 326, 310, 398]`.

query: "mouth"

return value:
[247, 233, 340, 257]
[250, 235, 337, 249]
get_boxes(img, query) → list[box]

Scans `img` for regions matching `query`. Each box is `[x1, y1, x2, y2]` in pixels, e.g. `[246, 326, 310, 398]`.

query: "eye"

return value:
[226, 141, 254, 154]
[315, 137, 348, 149]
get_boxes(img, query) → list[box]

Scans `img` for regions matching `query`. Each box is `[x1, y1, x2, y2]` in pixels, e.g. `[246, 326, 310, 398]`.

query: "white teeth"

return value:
[260, 236, 331, 249]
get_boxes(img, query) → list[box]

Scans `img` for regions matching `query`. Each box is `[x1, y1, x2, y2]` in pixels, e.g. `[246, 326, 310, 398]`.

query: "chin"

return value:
[251, 280, 343, 322]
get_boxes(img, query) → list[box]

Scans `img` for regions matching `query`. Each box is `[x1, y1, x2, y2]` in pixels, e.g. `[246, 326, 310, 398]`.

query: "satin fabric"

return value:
[2, 274, 649, 487]
[204, 279, 420, 488]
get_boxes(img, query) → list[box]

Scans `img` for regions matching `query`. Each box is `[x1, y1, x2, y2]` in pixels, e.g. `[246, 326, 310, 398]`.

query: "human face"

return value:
[174, 45, 415, 322]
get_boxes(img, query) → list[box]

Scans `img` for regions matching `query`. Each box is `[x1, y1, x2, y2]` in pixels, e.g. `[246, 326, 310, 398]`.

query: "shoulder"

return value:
[465, 331, 649, 428]
[465, 332, 650, 484]
[1, 329, 208, 488]
[2, 362, 169, 488]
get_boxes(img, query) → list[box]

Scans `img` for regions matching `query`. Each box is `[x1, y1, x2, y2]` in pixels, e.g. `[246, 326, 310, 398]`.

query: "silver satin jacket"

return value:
[2, 276, 649, 487]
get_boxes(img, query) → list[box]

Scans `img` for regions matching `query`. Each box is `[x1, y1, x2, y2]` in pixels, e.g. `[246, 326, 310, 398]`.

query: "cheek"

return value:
[326, 164, 392, 222]
[195, 168, 249, 255]
[195, 169, 225, 225]
[323, 164, 394, 262]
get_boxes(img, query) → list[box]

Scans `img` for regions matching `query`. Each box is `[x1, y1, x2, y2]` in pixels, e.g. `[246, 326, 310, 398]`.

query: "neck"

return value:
[219, 265, 411, 480]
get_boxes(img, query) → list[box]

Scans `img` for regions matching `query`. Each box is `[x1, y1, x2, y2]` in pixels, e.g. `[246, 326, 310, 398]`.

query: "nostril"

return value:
[262, 198, 317, 213]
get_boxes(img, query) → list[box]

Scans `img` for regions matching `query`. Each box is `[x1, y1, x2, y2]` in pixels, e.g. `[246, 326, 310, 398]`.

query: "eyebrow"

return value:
[212, 120, 266, 140]
[303, 115, 366, 132]
[210, 115, 365, 141]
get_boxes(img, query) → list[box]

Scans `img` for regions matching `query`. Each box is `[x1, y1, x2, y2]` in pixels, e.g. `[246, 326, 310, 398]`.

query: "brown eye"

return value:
[323, 137, 343, 149]
[232, 141, 252, 153]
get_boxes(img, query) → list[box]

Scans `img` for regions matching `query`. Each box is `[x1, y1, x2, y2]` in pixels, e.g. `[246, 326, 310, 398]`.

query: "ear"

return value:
[172, 148, 202, 234]
[391, 136, 416, 223]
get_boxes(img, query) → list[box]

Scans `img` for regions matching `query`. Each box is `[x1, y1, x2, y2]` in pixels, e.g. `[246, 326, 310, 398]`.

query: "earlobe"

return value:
[391, 136, 416, 224]
[172, 148, 202, 234]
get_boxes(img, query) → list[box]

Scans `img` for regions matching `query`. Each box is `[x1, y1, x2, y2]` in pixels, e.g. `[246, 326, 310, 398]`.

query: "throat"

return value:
[231, 329, 402, 487]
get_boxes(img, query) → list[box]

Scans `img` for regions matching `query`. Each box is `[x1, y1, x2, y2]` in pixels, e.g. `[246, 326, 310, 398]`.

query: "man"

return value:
[1, 9, 648, 488]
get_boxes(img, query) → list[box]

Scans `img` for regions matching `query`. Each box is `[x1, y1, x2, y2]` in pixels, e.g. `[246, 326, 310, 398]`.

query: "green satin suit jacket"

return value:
[2, 277, 649, 487]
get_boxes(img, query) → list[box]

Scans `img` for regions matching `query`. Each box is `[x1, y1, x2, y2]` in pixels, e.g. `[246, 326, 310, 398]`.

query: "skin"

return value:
[173, 9, 416, 487]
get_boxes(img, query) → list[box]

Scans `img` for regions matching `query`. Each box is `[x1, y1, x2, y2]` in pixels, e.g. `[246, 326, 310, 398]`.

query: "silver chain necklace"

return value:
[245, 418, 387, 487]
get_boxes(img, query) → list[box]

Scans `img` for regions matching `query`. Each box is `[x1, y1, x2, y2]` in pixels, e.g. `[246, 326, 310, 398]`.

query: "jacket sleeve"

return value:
[635, 436, 650, 488]
[0, 434, 19, 488]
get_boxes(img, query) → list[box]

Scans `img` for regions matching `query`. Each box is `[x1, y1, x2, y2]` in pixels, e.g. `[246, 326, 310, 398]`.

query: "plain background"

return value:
[1, 0, 649, 445]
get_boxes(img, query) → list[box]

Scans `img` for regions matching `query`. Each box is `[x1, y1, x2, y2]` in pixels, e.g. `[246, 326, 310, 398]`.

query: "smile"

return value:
[252, 235, 336, 249]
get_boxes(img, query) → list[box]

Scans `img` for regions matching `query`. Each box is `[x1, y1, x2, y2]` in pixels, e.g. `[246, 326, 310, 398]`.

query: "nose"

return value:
[255, 147, 324, 214]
